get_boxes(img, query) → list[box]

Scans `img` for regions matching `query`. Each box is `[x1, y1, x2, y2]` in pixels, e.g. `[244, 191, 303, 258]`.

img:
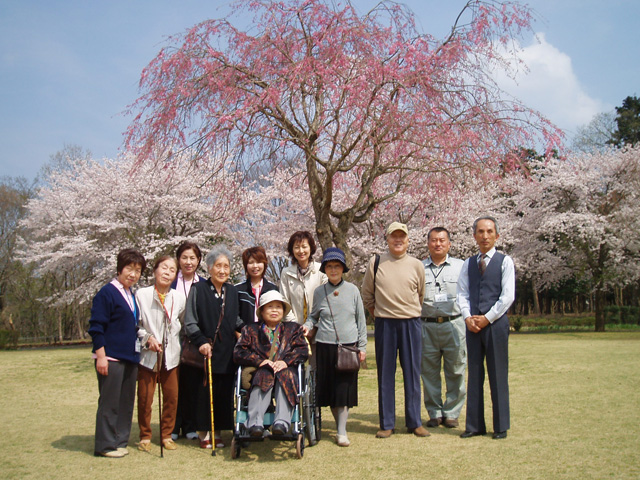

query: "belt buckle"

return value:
[436, 317, 445, 323]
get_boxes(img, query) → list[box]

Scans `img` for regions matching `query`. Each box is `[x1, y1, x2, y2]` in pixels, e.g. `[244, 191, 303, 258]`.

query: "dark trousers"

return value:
[375, 317, 423, 430]
[195, 372, 235, 431]
[465, 315, 510, 433]
[173, 364, 201, 435]
[94, 360, 138, 454]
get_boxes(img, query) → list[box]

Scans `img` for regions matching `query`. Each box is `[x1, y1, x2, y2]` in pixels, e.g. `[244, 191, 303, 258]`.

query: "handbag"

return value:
[180, 337, 206, 368]
[324, 284, 360, 373]
[336, 344, 361, 372]
[180, 285, 226, 368]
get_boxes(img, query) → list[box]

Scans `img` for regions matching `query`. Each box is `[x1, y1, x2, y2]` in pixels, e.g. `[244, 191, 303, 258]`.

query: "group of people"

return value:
[89, 216, 514, 458]
[89, 232, 367, 457]
[361, 217, 514, 441]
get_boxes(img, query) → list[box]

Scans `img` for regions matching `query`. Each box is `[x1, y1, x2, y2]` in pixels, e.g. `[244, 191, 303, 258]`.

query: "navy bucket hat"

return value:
[320, 247, 350, 273]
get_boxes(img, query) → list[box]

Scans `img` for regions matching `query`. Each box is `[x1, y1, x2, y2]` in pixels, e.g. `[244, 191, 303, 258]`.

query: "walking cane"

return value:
[158, 350, 164, 458]
[207, 355, 216, 456]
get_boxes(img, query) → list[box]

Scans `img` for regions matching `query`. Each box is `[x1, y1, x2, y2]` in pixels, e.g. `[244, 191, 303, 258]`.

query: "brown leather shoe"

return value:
[408, 425, 430, 437]
[426, 417, 443, 428]
[443, 418, 459, 428]
[375, 429, 394, 438]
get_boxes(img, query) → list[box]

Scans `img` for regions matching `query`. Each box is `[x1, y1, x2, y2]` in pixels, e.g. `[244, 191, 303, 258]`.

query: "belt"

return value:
[421, 315, 461, 323]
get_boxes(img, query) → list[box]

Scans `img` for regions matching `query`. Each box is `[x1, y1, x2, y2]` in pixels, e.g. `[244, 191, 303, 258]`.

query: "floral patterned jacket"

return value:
[233, 321, 309, 406]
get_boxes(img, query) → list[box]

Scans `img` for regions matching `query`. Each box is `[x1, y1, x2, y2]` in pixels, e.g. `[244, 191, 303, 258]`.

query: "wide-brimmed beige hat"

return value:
[257, 290, 292, 319]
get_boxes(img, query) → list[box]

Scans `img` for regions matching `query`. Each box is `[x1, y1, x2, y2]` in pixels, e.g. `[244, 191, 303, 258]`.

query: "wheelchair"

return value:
[230, 363, 321, 459]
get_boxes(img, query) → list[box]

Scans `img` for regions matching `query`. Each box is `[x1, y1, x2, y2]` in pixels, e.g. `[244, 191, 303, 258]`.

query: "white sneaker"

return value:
[185, 432, 198, 440]
[171, 433, 179, 441]
[336, 434, 350, 447]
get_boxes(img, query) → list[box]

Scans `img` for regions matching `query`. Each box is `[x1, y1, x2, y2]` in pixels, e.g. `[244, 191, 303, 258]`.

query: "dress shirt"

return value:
[456, 247, 515, 323]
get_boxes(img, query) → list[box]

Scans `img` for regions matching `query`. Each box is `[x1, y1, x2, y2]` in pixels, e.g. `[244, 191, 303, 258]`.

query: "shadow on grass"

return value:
[219, 437, 309, 463]
[51, 435, 95, 455]
[347, 411, 464, 437]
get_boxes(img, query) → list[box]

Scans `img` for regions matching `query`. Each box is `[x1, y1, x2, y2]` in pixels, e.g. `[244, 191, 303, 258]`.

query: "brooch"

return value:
[333, 290, 339, 297]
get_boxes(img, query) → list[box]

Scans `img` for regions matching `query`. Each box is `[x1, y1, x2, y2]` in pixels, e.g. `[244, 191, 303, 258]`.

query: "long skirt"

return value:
[315, 342, 358, 408]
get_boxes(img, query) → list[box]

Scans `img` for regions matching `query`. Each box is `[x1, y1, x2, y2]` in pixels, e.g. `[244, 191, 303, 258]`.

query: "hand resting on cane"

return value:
[199, 342, 212, 359]
[146, 335, 163, 352]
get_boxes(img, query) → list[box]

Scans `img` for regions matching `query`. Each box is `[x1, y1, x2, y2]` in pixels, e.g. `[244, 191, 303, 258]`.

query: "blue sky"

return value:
[1, 0, 638, 180]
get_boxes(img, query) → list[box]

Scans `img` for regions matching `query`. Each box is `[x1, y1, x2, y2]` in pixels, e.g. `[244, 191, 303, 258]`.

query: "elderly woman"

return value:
[234, 290, 309, 436]
[304, 248, 367, 447]
[183, 245, 243, 449]
[279, 231, 327, 325]
[135, 256, 186, 452]
[236, 246, 278, 326]
[89, 248, 146, 458]
[171, 241, 204, 442]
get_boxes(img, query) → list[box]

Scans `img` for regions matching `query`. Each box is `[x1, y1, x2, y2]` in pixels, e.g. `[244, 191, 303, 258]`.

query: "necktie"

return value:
[479, 254, 487, 275]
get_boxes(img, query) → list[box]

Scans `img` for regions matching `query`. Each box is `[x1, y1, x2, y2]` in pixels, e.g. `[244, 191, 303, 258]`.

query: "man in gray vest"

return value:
[421, 227, 466, 429]
[456, 216, 515, 439]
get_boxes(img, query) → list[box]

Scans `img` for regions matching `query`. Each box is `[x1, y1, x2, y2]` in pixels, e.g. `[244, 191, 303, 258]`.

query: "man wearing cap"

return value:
[362, 222, 428, 438]
[420, 227, 466, 430]
[456, 216, 515, 440]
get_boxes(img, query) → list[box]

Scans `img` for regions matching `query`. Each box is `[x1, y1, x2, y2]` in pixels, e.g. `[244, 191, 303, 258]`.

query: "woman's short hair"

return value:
[152, 255, 177, 271]
[205, 245, 233, 269]
[116, 248, 146, 274]
[286, 231, 317, 264]
[176, 241, 202, 263]
[241, 246, 268, 277]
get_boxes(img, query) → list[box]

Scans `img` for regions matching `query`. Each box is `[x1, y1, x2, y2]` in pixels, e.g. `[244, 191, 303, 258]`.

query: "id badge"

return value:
[434, 293, 448, 303]
[135, 338, 141, 353]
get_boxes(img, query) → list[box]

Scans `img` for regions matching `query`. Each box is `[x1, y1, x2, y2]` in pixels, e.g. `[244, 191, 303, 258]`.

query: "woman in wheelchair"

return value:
[233, 291, 309, 437]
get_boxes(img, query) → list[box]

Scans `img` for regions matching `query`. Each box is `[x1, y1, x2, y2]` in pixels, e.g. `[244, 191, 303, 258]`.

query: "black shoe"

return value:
[492, 431, 507, 439]
[426, 417, 443, 428]
[460, 430, 486, 438]
[249, 425, 264, 437]
[271, 422, 288, 436]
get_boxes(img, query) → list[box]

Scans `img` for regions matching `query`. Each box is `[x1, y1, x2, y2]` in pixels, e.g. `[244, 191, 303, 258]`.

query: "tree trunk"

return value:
[531, 278, 540, 315]
[58, 309, 63, 343]
[594, 286, 606, 332]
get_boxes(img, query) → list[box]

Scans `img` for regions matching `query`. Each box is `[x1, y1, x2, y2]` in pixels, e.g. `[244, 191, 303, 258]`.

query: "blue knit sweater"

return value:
[89, 283, 140, 363]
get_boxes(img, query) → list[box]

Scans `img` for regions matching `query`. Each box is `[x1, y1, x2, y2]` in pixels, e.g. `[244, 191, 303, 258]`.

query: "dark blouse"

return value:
[235, 278, 279, 326]
[184, 279, 242, 375]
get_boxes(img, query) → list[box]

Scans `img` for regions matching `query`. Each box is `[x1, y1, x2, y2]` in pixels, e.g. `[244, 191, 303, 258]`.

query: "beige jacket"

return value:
[279, 261, 327, 324]
[136, 286, 186, 371]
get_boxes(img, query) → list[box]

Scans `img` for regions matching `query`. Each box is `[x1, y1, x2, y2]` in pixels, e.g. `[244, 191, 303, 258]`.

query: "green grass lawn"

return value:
[1, 332, 639, 479]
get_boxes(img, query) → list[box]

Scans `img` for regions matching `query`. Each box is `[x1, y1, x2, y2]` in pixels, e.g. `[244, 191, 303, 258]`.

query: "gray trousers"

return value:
[94, 360, 138, 454]
[420, 317, 467, 420]
[247, 381, 293, 430]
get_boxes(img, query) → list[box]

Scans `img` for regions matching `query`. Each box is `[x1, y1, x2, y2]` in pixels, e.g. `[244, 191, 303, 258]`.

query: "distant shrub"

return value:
[0, 330, 19, 350]
[512, 316, 523, 332]
[620, 306, 640, 325]
[604, 306, 620, 324]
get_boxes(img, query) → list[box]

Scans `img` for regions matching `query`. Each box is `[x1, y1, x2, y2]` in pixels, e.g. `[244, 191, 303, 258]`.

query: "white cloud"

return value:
[494, 33, 608, 135]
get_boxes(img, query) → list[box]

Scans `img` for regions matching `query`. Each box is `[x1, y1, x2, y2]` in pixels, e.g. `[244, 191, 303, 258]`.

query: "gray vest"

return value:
[468, 252, 505, 317]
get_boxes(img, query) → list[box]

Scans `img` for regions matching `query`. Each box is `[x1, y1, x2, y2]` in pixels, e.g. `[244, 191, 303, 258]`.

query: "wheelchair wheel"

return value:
[230, 436, 241, 459]
[296, 433, 305, 459]
[304, 365, 321, 445]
